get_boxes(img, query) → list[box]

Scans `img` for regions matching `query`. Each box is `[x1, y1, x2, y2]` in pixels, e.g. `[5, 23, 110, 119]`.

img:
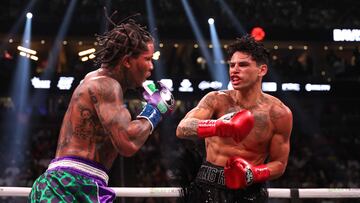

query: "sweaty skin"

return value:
[55, 43, 155, 170]
[176, 51, 293, 180]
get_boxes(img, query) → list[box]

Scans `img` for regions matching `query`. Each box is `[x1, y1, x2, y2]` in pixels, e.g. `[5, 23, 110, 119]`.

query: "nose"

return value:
[230, 65, 240, 73]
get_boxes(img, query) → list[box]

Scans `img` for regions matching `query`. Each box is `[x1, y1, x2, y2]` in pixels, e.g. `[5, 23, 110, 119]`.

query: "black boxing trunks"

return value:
[181, 161, 268, 203]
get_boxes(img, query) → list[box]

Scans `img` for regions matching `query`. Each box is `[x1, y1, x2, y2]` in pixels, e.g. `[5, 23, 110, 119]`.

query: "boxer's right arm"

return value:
[89, 79, 153, 156]
[176, 92, 216, 140]
[176, 92, 254, 142]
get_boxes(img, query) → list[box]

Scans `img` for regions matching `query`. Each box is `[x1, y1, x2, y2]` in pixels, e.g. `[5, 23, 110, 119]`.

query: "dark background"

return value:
[0, 0, 360, 202]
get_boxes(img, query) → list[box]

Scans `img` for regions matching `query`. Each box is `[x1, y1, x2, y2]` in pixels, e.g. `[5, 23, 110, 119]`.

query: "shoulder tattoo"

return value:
[198, 93, 217, 110]
[270, 103, 288, 121]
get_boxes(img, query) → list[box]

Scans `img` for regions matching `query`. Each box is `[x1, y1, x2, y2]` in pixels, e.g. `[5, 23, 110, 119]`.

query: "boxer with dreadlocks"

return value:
[29, 11, 175, 203]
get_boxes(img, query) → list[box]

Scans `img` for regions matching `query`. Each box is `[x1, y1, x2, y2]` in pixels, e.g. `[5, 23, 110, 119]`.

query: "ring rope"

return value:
[1, 187, 360, 198]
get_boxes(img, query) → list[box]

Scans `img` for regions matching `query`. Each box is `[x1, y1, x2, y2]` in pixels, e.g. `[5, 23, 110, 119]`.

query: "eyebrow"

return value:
[228, 61, 251, 65]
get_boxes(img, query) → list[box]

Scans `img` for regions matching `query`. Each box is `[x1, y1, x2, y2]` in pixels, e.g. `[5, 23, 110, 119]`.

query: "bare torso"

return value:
[55, 71, 125, 169]
[205, 90, 287, 167]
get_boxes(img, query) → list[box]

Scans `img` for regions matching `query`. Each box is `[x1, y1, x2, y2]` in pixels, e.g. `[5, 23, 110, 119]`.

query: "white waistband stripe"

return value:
[48, 159, 109, 184]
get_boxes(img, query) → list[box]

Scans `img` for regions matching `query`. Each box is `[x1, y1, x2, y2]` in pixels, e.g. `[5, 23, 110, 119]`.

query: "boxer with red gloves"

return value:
[197, 110, 254, 143]
[224, 157, 270, 189]
[176, 35, 293, 203]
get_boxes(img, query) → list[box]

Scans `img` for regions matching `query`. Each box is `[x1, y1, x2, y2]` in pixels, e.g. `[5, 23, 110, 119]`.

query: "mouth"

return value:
[230, 75, 241, 85]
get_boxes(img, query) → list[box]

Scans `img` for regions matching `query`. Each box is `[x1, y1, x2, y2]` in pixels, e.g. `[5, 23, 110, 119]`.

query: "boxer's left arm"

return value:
[266, 103, 293, 180]
[224, 103, 292, 189]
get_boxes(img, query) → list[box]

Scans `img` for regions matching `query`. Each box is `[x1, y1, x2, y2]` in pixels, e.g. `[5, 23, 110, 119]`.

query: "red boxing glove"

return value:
[197, 110, 254, 143]
[224, 157, 270, 189]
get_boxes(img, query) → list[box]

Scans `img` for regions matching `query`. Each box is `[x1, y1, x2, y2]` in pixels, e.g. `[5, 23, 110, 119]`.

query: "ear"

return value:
[258, 64, 268, 77]
[121, 55, 131, 69]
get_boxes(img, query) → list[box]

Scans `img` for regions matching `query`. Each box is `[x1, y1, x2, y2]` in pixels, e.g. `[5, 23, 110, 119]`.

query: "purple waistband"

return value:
[51, 156, 109, 173]
[48, 156, 109, 185]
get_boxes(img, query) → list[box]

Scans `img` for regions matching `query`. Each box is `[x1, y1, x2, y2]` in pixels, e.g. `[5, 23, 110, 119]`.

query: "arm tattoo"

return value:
[270, 103, 287, 121]
[89, 89, 98, 104]
[178, 118, 199, 138]
[74, 105, 96, 139]
[88, 88, 106, 127]
[197, 93, 216, 111]
[87, 87, 114, 137]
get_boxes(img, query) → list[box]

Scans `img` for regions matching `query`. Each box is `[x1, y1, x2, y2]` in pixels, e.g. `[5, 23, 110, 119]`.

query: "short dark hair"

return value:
[227, 34, 270, 66]
[94, 17, 153, 68]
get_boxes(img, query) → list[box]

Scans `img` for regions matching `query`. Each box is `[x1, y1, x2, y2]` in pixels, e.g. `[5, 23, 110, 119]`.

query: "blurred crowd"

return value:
[0, 45, 360, 203]
[0, 94, 359, 203]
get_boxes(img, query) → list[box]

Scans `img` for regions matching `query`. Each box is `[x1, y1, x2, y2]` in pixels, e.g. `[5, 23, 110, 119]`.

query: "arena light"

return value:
[209, 81, 223, 89]
[30, 55, 38, 61]
[3, 50, 13, 60]
[26, 12, 33, 19]
[152, 51, 160, 60]
[251, 27, 266, 41]
[19, 51, 27, 57]
[262, 82, 277, 92]
[198, 81, 223, 90]
[17, 46, 36, 55]
[282, 83, 300, 91]
[208, 14, 229, 86]
[196, 57, 205, 64]
[181, 0, 215, 80]
[88, 54, 96, 59]
[208, 18, 214, 25]
[199, 81, 211, 90]
[40, 0, 76, 79]
[333, 29, 360, 41]
[305, 84, 331, 92]
[2, 0, 37, 170]
[57, 76, 74, 90]
[178, 79, 194, 92]
[78, 48, 96, 56]
[30, 77, 51, 89]
[0, 0, 36, 52]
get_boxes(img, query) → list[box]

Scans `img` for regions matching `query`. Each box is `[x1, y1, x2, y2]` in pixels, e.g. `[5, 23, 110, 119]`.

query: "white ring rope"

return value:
[1, 187, 360, 198]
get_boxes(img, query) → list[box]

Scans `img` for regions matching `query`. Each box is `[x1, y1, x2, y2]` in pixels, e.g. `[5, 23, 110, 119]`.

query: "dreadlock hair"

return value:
[227, 34, 270, 66]
[94, 12, 153, 69]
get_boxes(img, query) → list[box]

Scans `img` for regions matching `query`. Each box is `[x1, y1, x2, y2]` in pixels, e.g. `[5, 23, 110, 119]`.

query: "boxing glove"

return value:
[137, 81, 175, 133]
[224, 157, 270, 189]
[197, 110, 254, 143]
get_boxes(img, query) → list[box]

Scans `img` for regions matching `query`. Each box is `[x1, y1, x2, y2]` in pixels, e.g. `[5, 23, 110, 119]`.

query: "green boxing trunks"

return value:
[29, 156, 115, 203]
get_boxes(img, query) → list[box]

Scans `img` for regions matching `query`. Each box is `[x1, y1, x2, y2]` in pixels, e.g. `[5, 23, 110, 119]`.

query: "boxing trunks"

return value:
[28, 156, 115, 203]
[182, 161, 268, 203]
